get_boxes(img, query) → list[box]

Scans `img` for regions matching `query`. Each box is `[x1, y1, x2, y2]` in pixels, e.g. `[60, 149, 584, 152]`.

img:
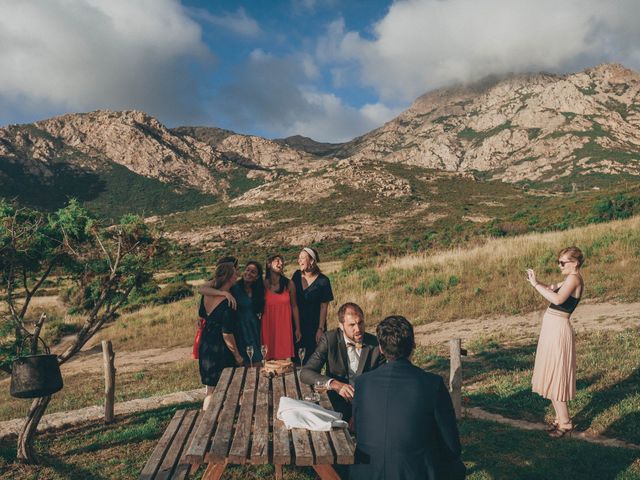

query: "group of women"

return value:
[196, 248, 333, 410]
[196, 243, 585, 438]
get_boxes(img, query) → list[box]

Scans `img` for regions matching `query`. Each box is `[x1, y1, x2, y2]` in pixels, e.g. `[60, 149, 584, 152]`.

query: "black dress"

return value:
[198, 297, 235, 386]
[292, 270, 334, 362]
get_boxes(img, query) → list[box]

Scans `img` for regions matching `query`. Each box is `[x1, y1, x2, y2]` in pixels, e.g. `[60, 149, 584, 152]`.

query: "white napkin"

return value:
[276, 396, 348, 431]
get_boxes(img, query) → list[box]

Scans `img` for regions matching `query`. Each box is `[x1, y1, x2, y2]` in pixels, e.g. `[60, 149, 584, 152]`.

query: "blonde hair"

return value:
[558, 246, 584, 267]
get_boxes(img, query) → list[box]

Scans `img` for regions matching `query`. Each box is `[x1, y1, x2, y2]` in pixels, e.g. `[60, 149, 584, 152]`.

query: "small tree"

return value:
[0, 200, 160, 463]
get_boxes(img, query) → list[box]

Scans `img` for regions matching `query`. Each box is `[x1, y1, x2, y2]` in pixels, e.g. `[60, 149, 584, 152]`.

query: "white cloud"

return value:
[190, 7, 261, 37]
[215, 51, 399, 142]
[320, 0, 640, 102]
[286, 91, 400, 142]
[0, 0, 212, 124]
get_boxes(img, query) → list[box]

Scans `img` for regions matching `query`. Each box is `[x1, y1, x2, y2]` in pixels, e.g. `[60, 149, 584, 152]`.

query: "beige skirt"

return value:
[531, 308, 576, 401]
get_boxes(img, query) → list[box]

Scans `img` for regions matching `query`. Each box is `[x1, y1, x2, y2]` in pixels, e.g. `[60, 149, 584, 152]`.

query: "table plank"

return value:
[227, 367, 258, 464]
[185, 368, 233, 463]
[173, 411, 202, 480]
[283, 370, 314, 466]
[249, 372, 270, 464]
[156, 409, 199, 480]
[140, 409, 186, 479]
[208, 367, 246, 462]
[296, 372, 335, 464]
[272, 375, 291, 465]
[318, 392, 355, 464]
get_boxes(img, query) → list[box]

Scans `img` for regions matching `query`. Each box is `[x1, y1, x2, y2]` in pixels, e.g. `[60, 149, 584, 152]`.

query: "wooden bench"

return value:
[139, 409, 202, 480]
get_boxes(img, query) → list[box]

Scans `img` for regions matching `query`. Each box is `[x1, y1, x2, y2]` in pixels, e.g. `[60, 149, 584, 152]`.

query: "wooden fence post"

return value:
[449, 339, 462, 419]
[102, 340, 116, 424]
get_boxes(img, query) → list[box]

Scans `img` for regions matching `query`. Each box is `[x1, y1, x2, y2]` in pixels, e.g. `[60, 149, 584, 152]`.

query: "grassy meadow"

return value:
[331, 215, 640, 325]
[1, 216, 639, 479]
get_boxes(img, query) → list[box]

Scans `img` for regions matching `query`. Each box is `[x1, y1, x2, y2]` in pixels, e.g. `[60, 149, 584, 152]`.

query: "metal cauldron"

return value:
[10, 337, 63, 399]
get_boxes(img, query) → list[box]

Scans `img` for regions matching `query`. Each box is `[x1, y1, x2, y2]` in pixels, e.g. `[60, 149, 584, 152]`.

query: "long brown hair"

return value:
[213, 262, 236, 289]
[265, 254, 288, 294]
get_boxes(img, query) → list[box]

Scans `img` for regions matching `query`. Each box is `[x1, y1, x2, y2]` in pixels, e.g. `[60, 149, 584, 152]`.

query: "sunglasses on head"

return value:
[558, 260, 574, 267]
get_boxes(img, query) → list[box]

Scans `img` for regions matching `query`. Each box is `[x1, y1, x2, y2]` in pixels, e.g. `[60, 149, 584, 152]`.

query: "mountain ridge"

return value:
[1, 63, 639, 219]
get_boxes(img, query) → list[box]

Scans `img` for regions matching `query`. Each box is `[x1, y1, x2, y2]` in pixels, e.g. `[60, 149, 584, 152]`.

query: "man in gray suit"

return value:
[300, 302, 385, 421]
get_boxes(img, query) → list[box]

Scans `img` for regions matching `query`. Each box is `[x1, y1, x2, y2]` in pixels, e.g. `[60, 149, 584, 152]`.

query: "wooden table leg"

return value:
[312, 465, 342, 480]
[202, 461, 228, 480]
[274, 464, 283, 480]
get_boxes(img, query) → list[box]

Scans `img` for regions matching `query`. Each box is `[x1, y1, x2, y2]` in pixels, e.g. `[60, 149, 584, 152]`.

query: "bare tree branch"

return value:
[30, 313, 47, 355]
[17, 260, 56, 323]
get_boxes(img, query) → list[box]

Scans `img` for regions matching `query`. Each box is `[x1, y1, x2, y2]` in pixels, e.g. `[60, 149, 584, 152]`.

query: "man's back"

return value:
[351, 359, 465, 480]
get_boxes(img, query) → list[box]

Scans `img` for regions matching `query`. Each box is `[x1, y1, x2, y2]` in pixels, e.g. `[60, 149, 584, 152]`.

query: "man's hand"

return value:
[332, 380, 355, 402]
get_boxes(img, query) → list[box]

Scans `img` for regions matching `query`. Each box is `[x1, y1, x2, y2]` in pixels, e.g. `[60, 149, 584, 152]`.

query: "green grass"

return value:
[461, 419, 640, 480]
[1, 406, 638, 479]
[0, 360, 202, 422]
[415, 328, 640, 445]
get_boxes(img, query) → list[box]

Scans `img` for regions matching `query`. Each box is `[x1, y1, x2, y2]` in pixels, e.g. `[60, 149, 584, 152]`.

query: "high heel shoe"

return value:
[548, 423, 575, 438]
[545, 420, 559, 432]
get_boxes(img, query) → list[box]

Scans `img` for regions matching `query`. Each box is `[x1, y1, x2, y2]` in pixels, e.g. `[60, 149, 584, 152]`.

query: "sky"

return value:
[1, 0, 639, 142]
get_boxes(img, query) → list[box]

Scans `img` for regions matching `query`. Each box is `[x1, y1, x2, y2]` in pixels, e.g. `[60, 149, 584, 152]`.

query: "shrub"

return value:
[44, 319, 82, 345]
[428, 278, 446, 295]
[590, 194, 639, 223]
[359, 269, 381, 289]
[156, 282, 193, 304]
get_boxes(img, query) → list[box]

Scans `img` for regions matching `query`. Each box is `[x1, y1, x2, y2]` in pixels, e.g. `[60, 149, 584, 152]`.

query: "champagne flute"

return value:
[260, 344, 268, 367]
[298, 347, 306, 366]
[246, 345, 254, 369]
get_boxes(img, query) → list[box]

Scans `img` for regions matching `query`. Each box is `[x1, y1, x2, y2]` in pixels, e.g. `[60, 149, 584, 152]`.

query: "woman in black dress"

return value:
[292, 247, 334, 363]
[199, 262, 244, 411]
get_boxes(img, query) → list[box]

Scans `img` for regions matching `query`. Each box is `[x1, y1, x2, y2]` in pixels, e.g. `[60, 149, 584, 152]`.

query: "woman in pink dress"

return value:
[261, 254, 301, 360]
[527, 246, 584, 438]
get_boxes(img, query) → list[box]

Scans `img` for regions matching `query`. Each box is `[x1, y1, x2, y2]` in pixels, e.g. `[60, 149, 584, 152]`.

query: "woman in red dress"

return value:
[261, 254, 301, 360]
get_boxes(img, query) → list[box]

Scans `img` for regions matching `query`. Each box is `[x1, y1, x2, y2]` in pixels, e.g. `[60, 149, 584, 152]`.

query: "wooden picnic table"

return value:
[184, 365, 355, 480]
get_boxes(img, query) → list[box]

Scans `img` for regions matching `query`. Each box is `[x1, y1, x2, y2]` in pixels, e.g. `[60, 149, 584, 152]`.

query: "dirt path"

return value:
[57, 345, 193, 377]
[415, 301, 640, 347]
[46, 300, 640, 378]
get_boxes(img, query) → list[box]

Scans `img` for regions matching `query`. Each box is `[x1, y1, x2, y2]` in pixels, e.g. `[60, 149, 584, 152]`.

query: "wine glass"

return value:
[260, 344, 268, 366]
[298, 347, 306, 366]
[314, 379, 327, 395]
[246, 345, 254, 369]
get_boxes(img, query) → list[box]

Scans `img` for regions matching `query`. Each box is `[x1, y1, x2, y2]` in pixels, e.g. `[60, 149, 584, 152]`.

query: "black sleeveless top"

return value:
[549, 287, 581, 314]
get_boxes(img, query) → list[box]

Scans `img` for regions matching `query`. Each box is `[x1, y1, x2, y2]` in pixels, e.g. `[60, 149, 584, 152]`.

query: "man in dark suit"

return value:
[300, 302, 385, 422]
[350, 315, 466, 480]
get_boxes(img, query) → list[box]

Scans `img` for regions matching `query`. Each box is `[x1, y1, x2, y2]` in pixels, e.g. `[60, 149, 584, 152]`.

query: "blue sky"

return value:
[1, 0, 639, 142]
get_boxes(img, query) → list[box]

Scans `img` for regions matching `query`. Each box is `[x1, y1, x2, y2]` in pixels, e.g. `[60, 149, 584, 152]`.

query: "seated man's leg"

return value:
[328, 390, 352, 422]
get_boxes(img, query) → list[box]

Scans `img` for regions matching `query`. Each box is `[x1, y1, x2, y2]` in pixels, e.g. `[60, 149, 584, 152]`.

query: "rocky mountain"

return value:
[1, 63, 639, 223]
[338, 63, 640, 184]
[0, 111, 326, 216]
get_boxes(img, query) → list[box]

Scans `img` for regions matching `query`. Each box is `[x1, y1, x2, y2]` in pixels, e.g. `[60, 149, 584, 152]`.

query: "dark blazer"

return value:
[350, 359, 466, 480]
[300, 328, 385, 420]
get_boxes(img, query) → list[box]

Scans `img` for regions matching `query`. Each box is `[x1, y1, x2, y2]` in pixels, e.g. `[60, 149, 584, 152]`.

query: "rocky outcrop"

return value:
[34, 110, 225, 194]
[340, 63, 640, 182]
[175, 127, 324, 172]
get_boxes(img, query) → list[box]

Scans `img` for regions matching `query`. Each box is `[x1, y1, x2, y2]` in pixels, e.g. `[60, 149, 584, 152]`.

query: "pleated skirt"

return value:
[531, 308, 576, 401]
